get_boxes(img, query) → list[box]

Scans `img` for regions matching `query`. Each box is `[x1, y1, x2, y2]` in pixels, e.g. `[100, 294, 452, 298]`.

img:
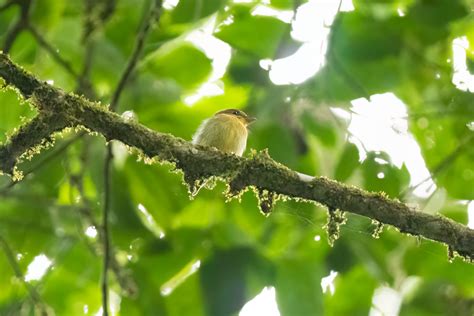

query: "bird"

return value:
[192, 109, 256, 156]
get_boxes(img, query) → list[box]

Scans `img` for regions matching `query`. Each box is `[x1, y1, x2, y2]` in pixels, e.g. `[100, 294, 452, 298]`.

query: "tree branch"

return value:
[1, 52, 474, 261]
[0, 112, 69, 176]
[0, 133, 83, 193]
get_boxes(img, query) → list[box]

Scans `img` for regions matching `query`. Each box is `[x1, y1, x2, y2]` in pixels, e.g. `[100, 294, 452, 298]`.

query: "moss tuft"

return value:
[323, 208, 347, 247]
[371, 219, 384, 239]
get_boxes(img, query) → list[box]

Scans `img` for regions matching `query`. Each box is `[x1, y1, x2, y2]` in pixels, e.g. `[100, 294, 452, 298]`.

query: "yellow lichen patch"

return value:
[371, 219, 384, 239]
[254, 187, 277, 216]
[12, 167, 23, 182]
[323, 208, 347, 247]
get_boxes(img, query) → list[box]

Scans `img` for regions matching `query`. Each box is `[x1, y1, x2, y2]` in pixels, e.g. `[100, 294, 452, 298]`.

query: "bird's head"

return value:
[215, 109, 257, 126]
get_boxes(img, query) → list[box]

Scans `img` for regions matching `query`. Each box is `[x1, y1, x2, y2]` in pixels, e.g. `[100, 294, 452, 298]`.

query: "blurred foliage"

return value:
[1, 0, 474, 315]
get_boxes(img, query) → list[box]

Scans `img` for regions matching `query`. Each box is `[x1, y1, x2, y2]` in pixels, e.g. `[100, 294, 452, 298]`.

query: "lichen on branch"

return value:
[1, 52, 474, 261]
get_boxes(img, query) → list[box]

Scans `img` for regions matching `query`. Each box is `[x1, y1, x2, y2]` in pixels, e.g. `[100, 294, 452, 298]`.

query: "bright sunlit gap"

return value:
[85, 226, 98, 238]
[25, 254, 52, 282]
[468, 201, 474, 229]
[452, 36, 474, 92]
[369, 286, 402, 316]
[369, 277, 421, 316]
[467, 121, 474, 131]
[162, 0, 179, 10]
[332, 92, 436, 198]
[239, 286, 280, 316]
[320, 270, 338, 295]
[182, 0, 355, 104]
[137, 203, 166, 239]
[251, 4, 294, 23]
[266, 0, 354, 85]
[160, 259, 201, 296]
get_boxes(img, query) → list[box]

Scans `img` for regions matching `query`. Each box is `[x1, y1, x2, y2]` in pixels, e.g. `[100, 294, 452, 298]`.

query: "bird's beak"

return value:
[245, 116, 257, 124]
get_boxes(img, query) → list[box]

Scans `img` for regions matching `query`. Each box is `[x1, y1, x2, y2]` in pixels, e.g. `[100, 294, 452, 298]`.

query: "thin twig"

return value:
[102, 1, 162, 314]
[109, 0, 162, 111]
[3, 20, 24, 53]
[102, 148, 113, 316]
[76, 0, 137, 299]
[28, 25, 79, 78]
[63, 137, 137, 296]
[99, 0, 116, 24]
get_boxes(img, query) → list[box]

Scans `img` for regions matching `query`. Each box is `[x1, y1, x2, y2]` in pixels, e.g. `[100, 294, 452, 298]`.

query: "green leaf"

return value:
[143, 43, 212, 89]
[172, 199, 224, 229]
[270, 0, 294, 9]
[30, 0, 66, 29]
[200, 248, 273, 316]
[330, 13, 403, 62]
[408, 88, 474, 199]
[0, 89, 36, 143]
[42, 243, 101, 315]
[102, 0, 143, 56]
[91, 39, 127, 94]
[249, 122, 298, 168]
[275, 254, 324, 316]
[361, 152, 410, 197]
[439, 202, 469, 225]
[123, 73, 182, 110]
[301, 114, 338, 147]
[436, 148, 474, 199]
[399, 279, 468, 316]
[8, 31, 38, 64]
[405, 0, 468, 45]
[215, 10, 289, 58]
[467, 55, 474, 74]
[403, 241, 474, 292]
[165, 273, 206, 316]
[124, 161, 190, 230]
[171, 0, 226, 24]
[227, 51, 268, 84]
[334, 142, 360, 181]
[324, 266, 377, 316]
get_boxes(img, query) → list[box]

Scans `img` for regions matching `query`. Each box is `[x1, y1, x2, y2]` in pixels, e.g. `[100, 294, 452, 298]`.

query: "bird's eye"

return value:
[233, 110, 240, 115]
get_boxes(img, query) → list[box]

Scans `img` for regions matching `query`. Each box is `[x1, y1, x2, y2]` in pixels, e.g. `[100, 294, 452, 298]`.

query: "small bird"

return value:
[192, 109, 256, 156]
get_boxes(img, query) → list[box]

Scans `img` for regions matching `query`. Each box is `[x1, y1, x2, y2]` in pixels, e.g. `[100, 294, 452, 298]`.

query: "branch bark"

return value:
[1, 52, 474, 261]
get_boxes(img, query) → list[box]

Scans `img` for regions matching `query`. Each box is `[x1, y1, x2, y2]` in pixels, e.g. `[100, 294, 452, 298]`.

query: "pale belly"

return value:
[192, 117, 248, 156]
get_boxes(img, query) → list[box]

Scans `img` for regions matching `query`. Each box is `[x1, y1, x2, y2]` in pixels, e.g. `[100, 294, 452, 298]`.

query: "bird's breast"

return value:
[192, 115, 248, 156]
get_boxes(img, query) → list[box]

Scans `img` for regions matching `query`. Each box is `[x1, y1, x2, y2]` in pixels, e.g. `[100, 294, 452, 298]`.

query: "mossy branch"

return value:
[1, 52, 474, 261]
